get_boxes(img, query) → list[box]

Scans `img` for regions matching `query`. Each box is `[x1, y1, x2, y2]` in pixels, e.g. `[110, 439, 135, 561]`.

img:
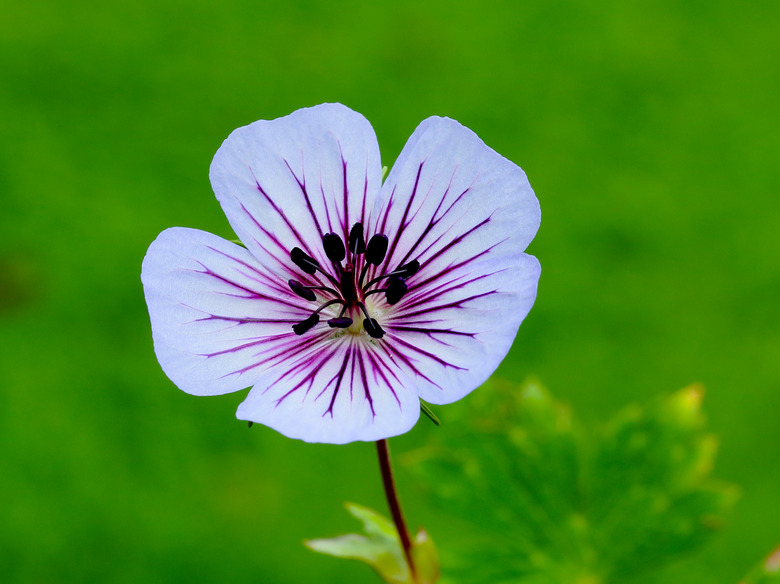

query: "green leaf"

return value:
[305, 503, 439, 584]
[405, 379, 738, 584]
[740, 545, 780, 584]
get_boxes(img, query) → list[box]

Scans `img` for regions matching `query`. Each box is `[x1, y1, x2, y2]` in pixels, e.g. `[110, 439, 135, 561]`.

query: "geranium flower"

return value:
[141, 103, 541, 444]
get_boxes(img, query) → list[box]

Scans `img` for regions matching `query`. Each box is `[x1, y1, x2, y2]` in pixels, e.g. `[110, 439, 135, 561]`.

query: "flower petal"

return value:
[374, 116, 540, 273]
[236, 336, 421, 444]
[209, 103, 383, 275]
[141, 227, 312, 396]
[385, 253, 541, 405]
[371, 116, 542, 404]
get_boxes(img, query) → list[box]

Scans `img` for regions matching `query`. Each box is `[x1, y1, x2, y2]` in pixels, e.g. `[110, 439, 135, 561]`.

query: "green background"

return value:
[1, 0, 777, 582]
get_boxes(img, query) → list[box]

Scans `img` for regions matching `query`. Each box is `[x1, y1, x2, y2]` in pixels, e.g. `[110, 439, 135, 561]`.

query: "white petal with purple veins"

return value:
[386, 253, 541, 405]
[236, 336, 421, 444]
[371, 116, 541, 404]
[374, 116, 540, 276]
[142, 227, 309, 396]
[210, 103, 383, 274]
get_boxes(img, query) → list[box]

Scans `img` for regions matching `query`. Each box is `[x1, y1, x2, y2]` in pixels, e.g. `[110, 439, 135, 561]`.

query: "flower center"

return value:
[288, 222, 420, 339]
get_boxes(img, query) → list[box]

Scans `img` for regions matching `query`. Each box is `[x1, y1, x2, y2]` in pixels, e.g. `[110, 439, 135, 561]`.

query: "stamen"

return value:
[356, 301, 372, 320]
[363, 317, 385, 339]
[364, 275, 408, 305]
[290, 247, 320, 275]
[327, 302, 353, 329]
[384, 276, 408, 305]
[354, 302, 385, 339]
[289, 230, 417, 339]
[288, 279, 317, 301]
[288, 279, 340, 300]
[292, 313, 319, 335]
[291, 299, 345, 335]
[365, 234, 388, 266]
[397, 260, 420, 278]
[364, 260, 421, 289]
[349, 223, 366, 255]
[322, 233, 346, 263]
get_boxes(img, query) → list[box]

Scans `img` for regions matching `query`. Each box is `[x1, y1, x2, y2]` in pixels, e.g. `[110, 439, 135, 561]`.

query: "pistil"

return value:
[340, 264, 358, 302]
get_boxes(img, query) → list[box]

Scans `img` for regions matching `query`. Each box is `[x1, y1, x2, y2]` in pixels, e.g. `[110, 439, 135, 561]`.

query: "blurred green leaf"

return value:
[405, 379, 738, 583]
[306, 503, 439, 584]
[739, 545, 780, 584]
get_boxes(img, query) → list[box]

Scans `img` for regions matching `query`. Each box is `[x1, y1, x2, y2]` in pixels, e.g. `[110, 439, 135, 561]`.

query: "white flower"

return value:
[141, 104, 541, 444]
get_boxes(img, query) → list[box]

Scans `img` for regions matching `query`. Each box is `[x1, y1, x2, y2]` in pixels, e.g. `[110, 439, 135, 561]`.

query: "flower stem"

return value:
[376, 438, 418, 582]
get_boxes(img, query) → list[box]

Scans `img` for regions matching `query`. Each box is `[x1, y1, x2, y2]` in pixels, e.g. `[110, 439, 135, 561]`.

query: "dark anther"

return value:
[288, 279, 317, 301]
[327, 317, 353, 328]
[291, 247, 319, 275]
[365, 234, 388, 265]
[397, 260, 420, 278]
[385, 276, 408, 305]
[349, 223, 366, 254]
[322, 233, 346, 263]
[363, 318, 385, 339]
[292, 313, 319, 335]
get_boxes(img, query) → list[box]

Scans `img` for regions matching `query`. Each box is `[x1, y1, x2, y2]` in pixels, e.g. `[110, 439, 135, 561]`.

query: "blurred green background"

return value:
[1, 0, 778, 582]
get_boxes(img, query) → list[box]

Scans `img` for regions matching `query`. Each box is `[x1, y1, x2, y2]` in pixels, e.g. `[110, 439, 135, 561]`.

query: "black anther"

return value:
[292, 313, 319, 335]
[397, 260, 420, 278]
[363, 318, 385, 339]
[385, 276, 408, 305]
[291, 247, 319, 275]
[327, 317, 353, 328]
[349, 223, 366, 254]
[365, 234, 388, 266]
[288, 279, 316, 301]
[322, 233, 346, 262]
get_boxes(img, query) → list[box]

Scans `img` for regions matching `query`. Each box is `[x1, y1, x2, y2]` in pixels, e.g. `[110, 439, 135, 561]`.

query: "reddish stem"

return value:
[376, 439, 417, 581]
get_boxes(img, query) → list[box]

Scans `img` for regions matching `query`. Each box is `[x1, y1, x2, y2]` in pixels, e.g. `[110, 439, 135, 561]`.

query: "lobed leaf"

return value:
[405, 379, 738, 583]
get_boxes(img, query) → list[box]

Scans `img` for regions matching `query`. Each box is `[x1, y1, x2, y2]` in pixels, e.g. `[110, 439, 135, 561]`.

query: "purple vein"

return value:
[356, 347, 376, 416]
[364, 347, 403, 405]
[390, 334, 466, 371]
[376, 184, 396, 239]
[387, 171, 456, 269]
[387, 326, 476, 338]
[235, 331, 329, 378]
[380, 339, 442, 388]
[282, 153, 324, 236]
[339, 143, 350, 236]
[404, 268, 501, 310]
[248, 166, 312, 251]
[393, 175, 476, 270]
[319, 173, 335, 234]
[274, 343, 339, 405]
[384, 161, 424, 269]
[410, 232, 502, 294]
[324, 345, 352, 416]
